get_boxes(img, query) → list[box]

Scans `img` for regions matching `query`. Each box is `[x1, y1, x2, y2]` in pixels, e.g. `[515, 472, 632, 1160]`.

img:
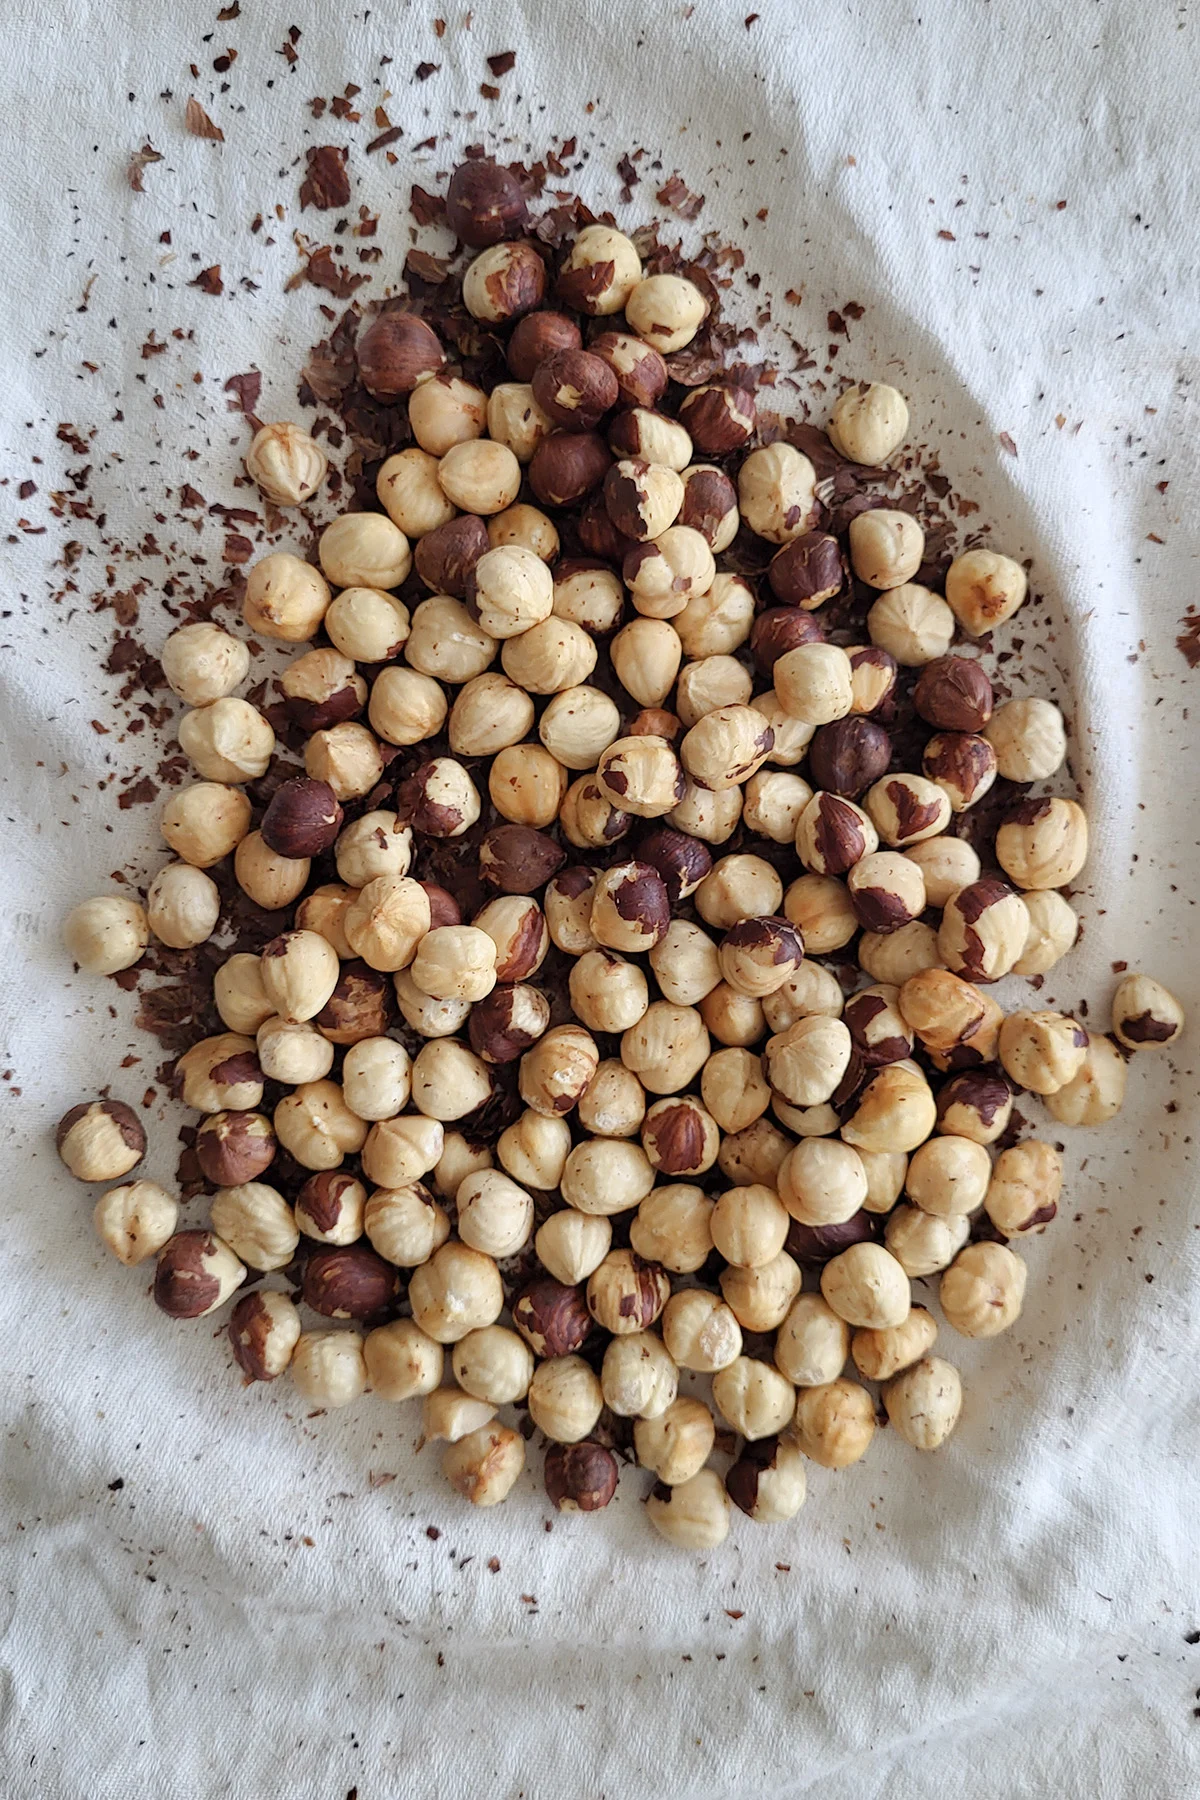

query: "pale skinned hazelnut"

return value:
[539, 685, 622, 771]
[520, 1023, 599, 1116]
[601, 1331, 678, 1420]
[699, 983, 765, 1049]
[434, 1134, 493, 1201]
[782, 874, 858, 954]
[1111, 973, 1185, 1050]
[535, 1209, 612, 1287]
[544, 870, 598, 955]
[295, 1172, 367, 1246]
[488, 502, 560, 561]
[762, 962, 845, 1037]
[485, 382, 554, 463]
[940, 1241, 1026, 1338]
[319, 513, 411, 591]
[775, 1293, 850, 1387]
[649, 920, 721, 1009]
[323, 586, 410, 666]
[260, 930, 340, 1023]
[852, 1305, 938, 1381]
[984, 1139, 1063, 1237]
[792, 1378, 876, 1468]
[422, 1388, 498, 1444]
[466, 544, 554, 640]
[364, 1318, 444, 1401]
[527, 1355, 604, 1444]
[661, 1289, 742, 1373]
[451, 1326, 534, 1407]
[210, 1183, 299, 1273]
[561, 1138, 655, 1217]
[332, 814, 411, 891]
[411, 1040, 493, 1122]
[243, 552, 331, 643]
[274, 1080, 367, 1171]
[712, 1356, 796, 1442]
[630, 1184, 714, 1273]
[447, 673, 536, 761]
[1012, 889, 1079, 977]
[437, 440, 522, 518]
[178, 697, 274, 784]
[772, 1099, 841, 1139]
[63, 895, 149, 975]
[669, 777, 743, 845]
[409, 1241, 504, 1343]
[624, 528, 715, 619]
[945, 548, 1028, 637]
[560, 776, 632, 850]
[996, 796, 1089, 890]
[694, 854, 783, 931]
[93, 1180, 179, 1266]
[676, 574, 755, 661]
[904, 1134, 992, 1217]
[998, 1009, 1088, 1094]
[569, 950, 650, 1035]
[676, 655, 754, 730]
[743, 771, 814, 844]
[363, 1179, 449, 1264]
[984, 696, 1068, 782]
[234, 833, 311, 912]
[778, 1137, 868, 1226]
[839, 1062, 937, 1154]
[737, 442, 818, 544]
[860, 920, 945, 987]
[1044, 1030, 1127, 1126]
[678, 703, 773, 792]
[849, 509, 925, 589]
[291, 1331, 367, 1407]
[701, 1046, 772, 1135]
[342, 1038, 412, 1122]
[456, 1169, 535, 1258]
[472, 895, 550, 983]
[214, 955, 274, 1035]
[884, 1355, 963, 1450]
[404, 595, 496, 684]
[748, 697, 814, 773]
[410, 927, 497, 1006]
[345, 877, 431, 973]
[552, 560, 625, 633]
[161, 782, 251, 869]
[827, 381, 909, 463]
[904, 836, 982, 909]
[376, 447, 458, 538]
[867, 584, 955, 666]
[153, 1230, 246, 1319]
[229, 1290, 303, 1382]
[624, 272, 707, 351]
[710, 1182, 790, 1268]
[408, 373, 487, 457]
[774, 642, 854, 726]
[853, 1147, 907, 1214]
[765, 1016, 853, 1108]
[304, 721, 385, 802]
[620, 1002, 710, 1096]
[635, 1399, 716, 1488]
[718, 1118, 795, 1191]
[610, 619, 683, 709]
[462, 240, 547, 323]
[935, 1070, 1013, 1145]
[161, 621, 250, 706]
[442, 1423, 525, 1506]
[257, 1017, 334, 1086]
[501, 619, 596, 699]
[175, 1034, 263, 1113]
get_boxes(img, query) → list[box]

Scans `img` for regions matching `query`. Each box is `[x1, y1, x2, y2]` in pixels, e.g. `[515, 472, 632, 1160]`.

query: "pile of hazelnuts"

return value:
[58, 155, 1186, 1550]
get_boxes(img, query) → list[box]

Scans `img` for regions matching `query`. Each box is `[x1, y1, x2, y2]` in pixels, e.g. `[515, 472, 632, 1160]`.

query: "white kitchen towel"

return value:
[1, 2, 1198, 1796]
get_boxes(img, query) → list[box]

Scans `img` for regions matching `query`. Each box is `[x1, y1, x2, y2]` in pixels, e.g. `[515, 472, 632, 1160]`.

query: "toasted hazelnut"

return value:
[210, 1182, 299, 1273]
[844, 853, 924, 938]
[678, 382, 756, 454]
[408, 927, 496, 1006]
[635, 1399, 717, 1488]
[407, 372, 487, 458]
[256, 1016, 334, 1085]
[738, 442, 818, 543]
[505, 311, 582, 383]
[531, 347, 619, 433]
[341, 1037, 411, 1121]
[274, 1079, 367, 1170]
[560, 776, 632, 850]
[805, 722, 889, 805]
[177, 697, 273, 785]
[304, 721, 385, 802]
[565, 950, 646, 1035]
[945, 548, 1027, 636]
[357, 310, 444, 398]
[782, 873, 857, 955]
[713, 920, 802, 1004]
[519, 1022, 599, 1117]
[93, 1180, 178, 1266]
[1044, 1030, 1127, 1126]
[620, 1002, 711, 1097]
[712, 1356, 796, 1442]
[600, 1332, 678, 1422]
[452, 1169, 533, 1259]
[624, 528, 715, 619]
[904, 1134, 992, 1218]
[774, 1293, 850, 1387]
[672, 463, 738, 553]
[161, 782, 252, 868]
[413, 516, 492, 601]
[195, 1111, 276, 1187]
[525, 1354, 603, 1445]
[445, 156, 528, 245]
[984, 696, 1067, 782]
[640, 1095, 719, 1177]
[856, 1146, 908, 1214]
[323, 586, 411, 666]
[1111, 972, 1184, 1050]
[260, 930, 341, 1025]
[529, 431, 614, 510]
[998, 1009, 1088, 1094]
[213, 955, 274, 1034]
[488, 504, 560, 565]
[935, 1069, 1013, 1145]
[997, 796, 1089, 891]
[280, 651, 365, 738]
[792, 1377, 875, 1468]
[585, 862, 667, 957]
[554, 221, 641, 312]
[154, 1230, 246, 1319]
[510, 1279, 591, 1363]
[405, 595, 497, 689]
[1010, 889, 1078, 977]
[762, 961, 846, 1034]
[552, 559, 625, 634]
[535, 1207, 612, 1287]
[476, 825, 564, 897]
[228, 1290, 302, 1382]
[295, 1171, 367, 1246]
[362, 1177, 448, 1263]
[408, 1241, 504, 1344]
[820, 1240, 911, 1330]
[443, 1422, 527, 1506]
[903, 835, 981, 908]
[609, 619, 682, 712]
[706, 1181, 787, 1268]
[243, 551, 331, 643]
[740, 771, 813, 846]
[923, 732, 998, 813]
[849, 1307, 937, 1384]
[794, 796, 876, 883]
[175, 1034, 263, 1113]
[587, 1249, 671, 1336]
[436, 441, 522, 519]
[866, 773, 952, 848]
[827, 380, 909, 463]
[777, 1137, 869, 1228]
[596, 736, 686, 819]
[839, 1061, 937, 1154]
[898, 967, 989, 1055]
[774, 643, 855, 728]
[290, 1329, 368, 1406]
[602, 457, 683, 542]
[468, 984, 551, 1067]
[751, 607, 825, 677]
[842, 644, 898, 717]
[162, 621, 249, 707]
[343, 876, 430, 975]
[62, 894, 148, 976]
[673, 581, 753, 670]
[376, 447, 457, 538]
[662, 1288, 743, 1374]
[913, 656, 992, 735]
[231, 833, 309, 912]
[767, 533, 844, 614]
[363, 1317, 443, 1401]
[679, 703, 774, 791]
[544, 870, 600, 955]
[858, 919, 943, 986]
[694, 853, 783, 931]
[936, 879, 1029, 983]
[578, 1061, 648, 1140]
[669, 776, 743, 845]
[319, 513, 411, 593]
[256, 781, 340, 865]
[867, 584, 954, 667]
[696, 1050, 770, 1141]
[940, 1241, 1026, 1338]
[984, 1138, 1062, 1238]
[462, 238, 546, 322]
[726, 1433, 808, 1522]
[472, 895, 549, 984]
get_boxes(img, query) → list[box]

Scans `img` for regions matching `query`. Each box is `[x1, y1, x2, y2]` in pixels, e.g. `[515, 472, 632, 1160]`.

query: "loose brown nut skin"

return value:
[302, 1245, 400, 1321]
[914, 655, 994, 732]
[195, 1111, 276, 1186]
[154, 1230, 246, 1319]
[56, 1100, 146, 1182]
[357, 311, 445, 399]
[1111, 973, 1185, 1049]
[512, 1278, 592, 1358]
[479, 824, 566, 893]
[544, 1442, 619, 1512]
[413, 514, 491, 597]
[228, 1290, 302, 1382]
[768, 532, 844, 609]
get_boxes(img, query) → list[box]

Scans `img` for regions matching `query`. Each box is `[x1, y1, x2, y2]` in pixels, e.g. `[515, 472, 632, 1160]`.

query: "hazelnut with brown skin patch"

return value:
[596, 736, 686, 819]
[718, 917, 805, 999]
[587, 1250, 671, 1335]
[603, 458, 684, 541]
[844, 985, 917, 1067]
[478, 824, 566, 895]
[995, 796, 1089, 890]
[356, 310, 445, 399]
[507, 310, 582, 380]
[56, 1100, 146, 1183]
[413, 514, 491, 598]
[677, 464, 739, 550]
[726, 1434, 808, 1522]
[154, 1230, 246, 1319]
[641, 1096, 720, 1176]
[528, 430, 612, 508]
[295, 1172, 366, 1246]
[469, 984, 551, 1065]
[520, 1023, 600, 1116]
[938, 879, 1030, 982]
[866, 773, 953, 848]
[935, 1069, 1013, 1145]
[446, 157, 528, 245]
[195, 1111, 276, 1187]
[847, 852, 927, 936]
[846, 644, 899, 715]
[282, 648, 366, 735]
[532, 347, 619, 432]
[544, 1442, 619, 1512]
[795, 792, 879, 877]
[999, 1009, 1089, 1094]
[1111, 973, 1185, 1049]
[589, 860, 671, 954]
[228, 1290, 301, 1382]
[785, 1211, 879, 1268]
[473, 895, 549, 983]
[462, 239, 546, 323]
[985, 1139, 1063, 1236]
[512, 1278, 592, 1359]
[678, 383, 757, 453]
[922, 732, 998, 812]
[767, 532, 845, 610]
[914, 655, 994, 733]
[750, 607, 825, 677]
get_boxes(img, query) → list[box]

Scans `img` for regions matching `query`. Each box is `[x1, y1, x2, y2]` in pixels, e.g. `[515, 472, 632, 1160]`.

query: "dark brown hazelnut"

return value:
[808, 718, 893, 798]
[418, 882, 462, 930]
[445, 157, 528, 246]
[785, 1210, 879, 1267]
[588, 331, 669, 409]
[914, 655, 994, 733]
[637, 826, 712, 901]
[677, 465, 739, 548]
[468, 983, 551, 1064]
[750, 606, 825, 675]
[532, 349, 620, 432]
[295, 1171, 365, 1242]
[260, 778, 343, 859]
[768, 532, 844, 609]
[844, 988, 916, 1066]
[544, 1441, 619, 1512]
[228, 1290, 300, 1381]
[314, 962, 393, 1046]
[302, 1245, 400, 1319]
[356, 310, 445, 400]
[463, 240, 546, 322]
[677, 383, 757, 454]
[195, 1111, 276, 1186]
[796, 791, 877, 877]
[512, 1277, 592, 1357]
[414, 514, 491, 597]
[506, 310, 583, 380]
[847, 644, 899, 714]
[528, 431, 612, 508]
[479, 824, 566, 893]
[576, 493, 639, 562]
[922, 732, 998, 812]
[153, 1229, 245, 1318]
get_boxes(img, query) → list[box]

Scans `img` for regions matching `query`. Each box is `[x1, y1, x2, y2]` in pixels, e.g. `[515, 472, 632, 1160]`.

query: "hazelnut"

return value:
[531, 347, 619, 433]
[362, 1178, 449, 1262]
[629, 1183, 713, 1273]
[304, 721, 385, 802]
[434, 1133, 493, 1200]
[195, 1111, 276, 1187]
[258, 779, 342, 862]
[640, 1095, 719, 1177]
[661, 1289, 742, 1373]
[635, 832, 710, 909]
[274, 1080, 367, 1170]
[502, 620, 596, 699]
[552, 560, 626, 633]
[540, 686, 621, 772]
[465, 547, 554, 644]
[742, 771, 814, 845]
[845, 852, 925, 937]
[462, 239, 546, 322]
[357, 310, 444, 398]
[699, 983, 766, 1048]
[1112, 972, 1185, 1049]
[472, 895, 550, 982]
[341, 1037, 411, 1120]
[405, 594, 498, 692]
[63, 894, 148, 975]
[585, 331, 665, 410]
[487, 743, 569, 828]
[324, 585, 411, 664]
[411, 1039, 493, 1123]
[945, 547, 1027, 636]
[229, 1290, 302, 1382]
[450, 1327, 534, 1408]
[413, 516, 492, 600]
[410, 926, 497, 1006]
[623, 528, 715, 619]
[935, 1069, 1013, 1145]
[443, 1424, 526, 1507]
[569, 950, 649, 1035]
[857, 920, 943, 986]
[624, 271, 708, 350]
[544, 869, 600, 956]
[376, 447, 457, 538]
[712, 1356, 796, 1441]
[560, 776, 632, 850]
[469, 983, 551, 1065]
[453, 1168, 534, 1259]
[774, 1102, 842, 1143]
[446, 156, 528, 245]
[344, 875, 431, 974]
[851, 1305, 938, 1381]
[256, 1017, 334, 1086]
[904, 836, 982, 909]
[161, 621, 250, 707]
[669, 777, 743, 845]
[447, 673, 535, 760]
[679, 704, 773, 791]
[177, 697, 273, 785]
[708, 1181, 789, 1268]
[839, 1061, 937, 1154]
[520, 1022, 599, 1116]
[621, 1002, 710, 1096]
[210, 1183, 299, 1273]
[488, 502, 560, 561]
[676, 464, 740, 552]
[596, 736, 686, 819]
[676, 572, 755, 658]
[940, 1241, 1026, 1338]
[529, 430, 612, 507]
[996, 796, 1089, 891]
[775, 1293, 850, 1387]
[295, 1171, 367, 1246]
[175, 1034, 263, 1113]
[233, 833, 311, 913]
[915, 654, 994, 733]
[791, 1378, 875, 1468]
[762, 960, 846, 1034]
[905, 1134, 991, 1218]
[243, 551, 331, 643]
[214, 955, 275, 1034]
[998, 1009, 1088, 1094]
[1044, 1030, 1127, 1127]
[319, 513, 411, 592]
[867, 583, 955, 666]
[409, 1241, 504, 1344]
[558, 223, 643, 313]
[827, 381, 910, 463]
[436, 440, 521, 519]
[795, 796, 877, 882]
[701, 1047, 771, 1136]
[678, 382, 756, 453]
[778, 1137, 869, 1227]
[93, 1180, 178, 1266]
[783, 873, 858, 954]
[696, 853, 784, 929]
[898, 967, 990, 1056]
[587, 1249, 671, 1335]
[333, 812, 412, 890]
[603, 457, 683, 542]
[635, 1399, 717, 1488]
[849, 508, 925, 589]
[161, 782, 251, 868]
[713, 919, 801, 1003]
[512, 1278, 592, 1361]
[738, 442, 818, 543]
[610, 618, 683, 708]
[865, 773, 952, 848]
[423, 1388, 498, 1443]
[260, 930, 341, 1024]
[845, 644, 899, 715]
[923, 732, 998, 812]
[937, 879, 1030, 983]
[291, 1330, 367, 1407]
[477, 824, 565, 895]
[857, 1147, 909, 1214]
[535, 1208, 612, 1287]
[768, 531, 844, 610]
[984, 1139, 1062, 1237]
[726, 1434, 808, 1523]
[282, 647, 368, 734]
[880, 1353, 962, 1450]
[984, 696, 1067, 782]
[587, 861, 668, 955]
[506, 310, 583, 381]
[751, 607, 825, 677]
[408, 373, 487, 457]
[1012, 889, 1079, 977]
[527, 1354, 604, 1445]
[774, 643, 855, 727]
[561, 1138, 656, 1217]
[578, 1060, 647, 1140]
[153, 1230, 245, 1319]
[363, 1318, 443, 1401]
[601, 1331, 678, 1421]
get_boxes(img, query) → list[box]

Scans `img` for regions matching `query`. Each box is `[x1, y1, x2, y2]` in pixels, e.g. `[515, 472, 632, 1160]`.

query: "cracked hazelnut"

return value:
[998, 1009, 1088, 1094]
[839, 1061, 937, 1153]
[922, 732, 998, 812]
[935, 1069, 1013, 1145]
[1044, 1030, 1127, 1126]
[827, 381, 909, 463]
[867, 584, 954, 666]
[792, 1378, 875, 1468]
[446, 157, 527, 245]
[662, 1289, 742, 1373]
[984, 1139, 1062, 1236]
[778, 1137, 868, 1227]
[274, 1079, 367, 1170]
[558, 223, 643, 314]
[409, 1241, 503, 1344]
[210, 1182, 299, 1273]
[63, 895, 148, 975]
[775, 1293, 850, 1388]
[195, 1111, 276, 1187]
[940, 1241, 1026, 1338]
[363, 1178, 448, 1263]
[175, 1034, 263, 1113]
[229, 1290, 302, 1382]
[996, 796, 1089, 890]
[726, 1434, 808, 1523]
[1111, 972, 1185, 1049]
[738, 443, 818, 544]
[462, 239, 546, 322]
[413, 516, 492, 601]
[161, 782, 251, 868]
[243, 552, 331, 643]
[162, 621, 249, 707]
[93, 1180, 178, 1266]
[520, 1023, 599, 1115]
[364, 1318, 443, 1401]
[587, 1250, 670, 1335]
[357, 310, 444, 398]
[376, 447, 457, 538]
[635, 1399, 717, 1488]
[256, 1017, 334, 1086]
[984, 696, 1067, 782]
[937, 879, 1030, 982]
[341, 1036, 411, 1120]
[945, 548, 1027, 636]
[535, 1207, 611, 1287]
[291, 1330, 367, 1407]
[295, 1171, 366, 1246]
[154, 1230, 245, 1319]
[678, 382, 756, 453]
